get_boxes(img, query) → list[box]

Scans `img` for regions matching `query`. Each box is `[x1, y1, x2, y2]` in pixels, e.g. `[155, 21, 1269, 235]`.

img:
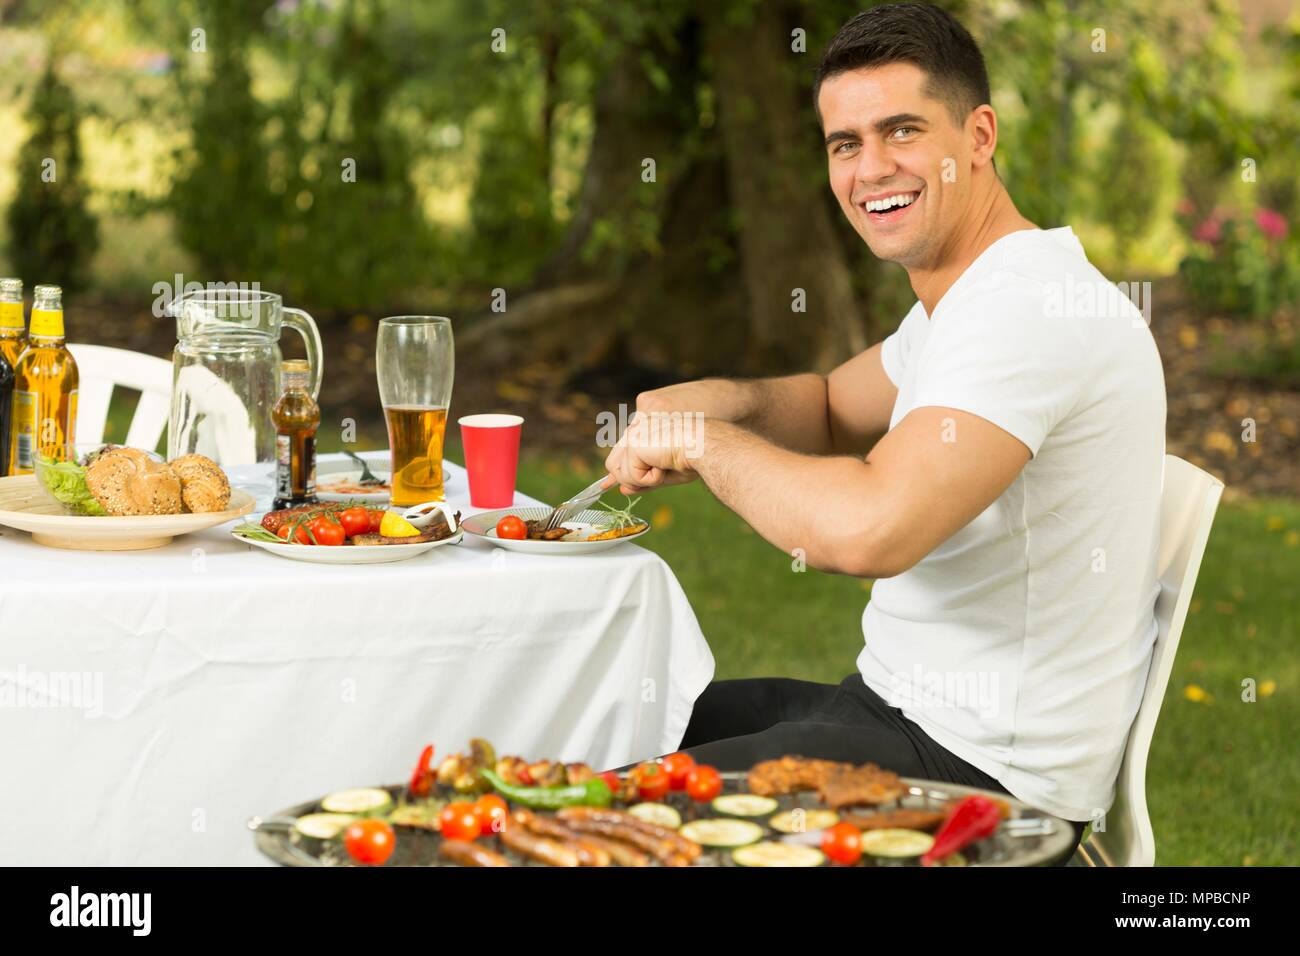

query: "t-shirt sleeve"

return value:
[879, 301, 925, 388]
[908, 278, 1087, 457]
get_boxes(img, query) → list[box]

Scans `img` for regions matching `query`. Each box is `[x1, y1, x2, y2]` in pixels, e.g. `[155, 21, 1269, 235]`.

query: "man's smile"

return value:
[858, 186, 923, 225]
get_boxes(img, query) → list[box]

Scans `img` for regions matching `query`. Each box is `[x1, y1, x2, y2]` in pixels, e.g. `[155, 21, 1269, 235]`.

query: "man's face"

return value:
[819, 62, 973, 268]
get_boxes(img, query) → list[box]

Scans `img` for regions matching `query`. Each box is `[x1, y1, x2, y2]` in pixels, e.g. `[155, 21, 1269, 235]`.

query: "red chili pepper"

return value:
[408, 744, 436, 798]
[922, 795, 1002, 866]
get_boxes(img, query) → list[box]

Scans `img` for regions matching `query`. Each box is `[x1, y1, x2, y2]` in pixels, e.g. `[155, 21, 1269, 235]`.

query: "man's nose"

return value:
[853, 140, 897, 193]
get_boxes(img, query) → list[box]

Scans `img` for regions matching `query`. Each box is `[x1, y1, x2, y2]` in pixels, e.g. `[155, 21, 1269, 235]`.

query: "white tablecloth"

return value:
[0, 454, 714, 865]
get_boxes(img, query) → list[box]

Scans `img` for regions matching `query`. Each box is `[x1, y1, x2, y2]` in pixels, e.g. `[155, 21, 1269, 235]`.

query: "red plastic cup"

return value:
[458, 414, 523, 508]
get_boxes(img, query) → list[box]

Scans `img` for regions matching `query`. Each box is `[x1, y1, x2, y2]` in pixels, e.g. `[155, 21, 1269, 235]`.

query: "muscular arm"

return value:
[635, 341, 898, 457]
[608, 405, 1030, 578]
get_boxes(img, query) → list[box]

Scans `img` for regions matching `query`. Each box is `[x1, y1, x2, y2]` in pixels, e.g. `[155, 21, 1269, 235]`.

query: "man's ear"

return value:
[968, 104, 998, 170]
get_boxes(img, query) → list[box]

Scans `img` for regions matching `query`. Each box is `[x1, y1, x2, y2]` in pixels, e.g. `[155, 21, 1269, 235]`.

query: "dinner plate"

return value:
[0, 474, 255, 551]
[459, 506, 650, 555]
[235, 529, 463, 564]
[313, 458, 454, 503]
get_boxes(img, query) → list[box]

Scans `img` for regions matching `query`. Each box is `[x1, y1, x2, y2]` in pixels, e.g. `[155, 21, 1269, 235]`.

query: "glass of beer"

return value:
[376, 316, 454, 505]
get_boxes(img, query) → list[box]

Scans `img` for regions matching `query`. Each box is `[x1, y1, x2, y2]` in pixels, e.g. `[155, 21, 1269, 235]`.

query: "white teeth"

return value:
[865, 192, 918, 213]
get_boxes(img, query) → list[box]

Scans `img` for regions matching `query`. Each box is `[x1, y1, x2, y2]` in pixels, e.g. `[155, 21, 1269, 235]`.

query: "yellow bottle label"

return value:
[29, 308, 64, 338]
[0, 301, 22, 331]
[13, 390, 36, 472]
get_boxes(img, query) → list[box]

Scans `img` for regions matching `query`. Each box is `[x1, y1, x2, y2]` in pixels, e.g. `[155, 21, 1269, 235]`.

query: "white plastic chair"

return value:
[68, 343, 173, 450]
[1075, 454, 1225, 867]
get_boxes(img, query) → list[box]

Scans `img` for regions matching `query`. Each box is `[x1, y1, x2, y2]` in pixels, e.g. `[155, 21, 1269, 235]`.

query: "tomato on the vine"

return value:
[343, 819, 396, 865]
[309, 516, 346, 546]
[440, 802, 481, 841]
[685, 765, 722, 802]
[367, 509, 386, 534]
[338, 506, 371, 538]
[631, 762, 671, 801]
[473, 794, 509, 835]
[661, 752, 696, 791]
[821, 822, 863, 865]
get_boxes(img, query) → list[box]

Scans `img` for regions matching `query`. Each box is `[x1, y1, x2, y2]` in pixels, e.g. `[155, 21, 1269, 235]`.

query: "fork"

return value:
[344, 449, 384, 486]
[541, 474, 618, 531]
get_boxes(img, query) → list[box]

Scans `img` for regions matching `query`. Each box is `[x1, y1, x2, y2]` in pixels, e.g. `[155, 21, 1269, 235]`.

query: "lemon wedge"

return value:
[378, 511, 420, 537]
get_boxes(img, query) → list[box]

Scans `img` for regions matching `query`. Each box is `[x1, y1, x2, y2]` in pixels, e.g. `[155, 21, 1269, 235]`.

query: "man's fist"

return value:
[603, 411, 705, 494]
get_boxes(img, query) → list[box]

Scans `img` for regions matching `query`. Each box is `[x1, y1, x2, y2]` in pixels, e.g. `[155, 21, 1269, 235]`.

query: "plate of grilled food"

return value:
[231, 499, 461, 564]
[249, 739, 1074, 867]
[459, 503, 649, 555]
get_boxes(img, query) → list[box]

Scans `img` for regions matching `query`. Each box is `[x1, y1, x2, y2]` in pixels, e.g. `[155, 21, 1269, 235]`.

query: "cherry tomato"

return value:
[338, 506, 371, 538]
[473, 794, 509, 835]
[343, 819, 396, 866]
[287, 519, 313, 544]
[684, 764, 722, 802]
[597, 771, 622, 798]
[367, 509, 385, 533]
[661, 752, 696, 791]
[276, 524, 291, 540]
[440, 801, 482, 841]
[821, 822, 863, 866]
[632, 762, 671, 802]
[309, 516, 346, 546]
[495, 515, 528, 540]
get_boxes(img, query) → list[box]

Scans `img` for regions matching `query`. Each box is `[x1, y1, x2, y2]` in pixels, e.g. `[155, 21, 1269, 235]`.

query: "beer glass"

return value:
[376, 316, 454, 505]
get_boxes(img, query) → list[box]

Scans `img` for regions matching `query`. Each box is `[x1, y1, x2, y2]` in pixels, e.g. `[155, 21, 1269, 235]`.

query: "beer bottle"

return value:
[272, 359, 320, 510]
[0, 278, 25, 476]
[12, 284, 78, 474]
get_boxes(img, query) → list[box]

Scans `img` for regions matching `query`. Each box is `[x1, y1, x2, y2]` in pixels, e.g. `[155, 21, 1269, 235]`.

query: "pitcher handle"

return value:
[282, 307, 324, 400]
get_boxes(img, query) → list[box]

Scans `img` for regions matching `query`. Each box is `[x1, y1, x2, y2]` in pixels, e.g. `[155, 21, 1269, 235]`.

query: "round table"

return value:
[0, 452, 714, 864]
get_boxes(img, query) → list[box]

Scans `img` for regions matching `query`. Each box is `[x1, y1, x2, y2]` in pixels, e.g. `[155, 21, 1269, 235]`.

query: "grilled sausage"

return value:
[553, 816, 685, 865]
[439, 839, 511, 867]
[499, 826, 581, 867]
[556, 807, 701, 860]
[514, 810, 610, 867]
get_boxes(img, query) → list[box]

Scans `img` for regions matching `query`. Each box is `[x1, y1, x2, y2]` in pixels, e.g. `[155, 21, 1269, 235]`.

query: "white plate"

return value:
[236, 529, 463, 564]
[314, 458, 453, 503]
[459, 506, 649, 555]
[0, 474, 256, 551]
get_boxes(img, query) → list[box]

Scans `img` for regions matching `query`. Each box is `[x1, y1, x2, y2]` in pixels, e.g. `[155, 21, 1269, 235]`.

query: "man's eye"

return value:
[834, 141, 859, 155]
[891, 127, 918, 139]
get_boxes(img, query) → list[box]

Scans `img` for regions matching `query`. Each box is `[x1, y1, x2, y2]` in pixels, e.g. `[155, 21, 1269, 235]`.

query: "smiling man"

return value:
[602, 3, 1166, 859]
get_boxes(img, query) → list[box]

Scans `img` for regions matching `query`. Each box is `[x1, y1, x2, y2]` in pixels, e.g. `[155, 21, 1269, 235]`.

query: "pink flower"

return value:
[1193, 217, 1222, 243]
[1254, 207, 1288, 241]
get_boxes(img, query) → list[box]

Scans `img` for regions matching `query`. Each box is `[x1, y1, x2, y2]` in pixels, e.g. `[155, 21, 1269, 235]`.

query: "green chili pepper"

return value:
[481, 769, 613, 809]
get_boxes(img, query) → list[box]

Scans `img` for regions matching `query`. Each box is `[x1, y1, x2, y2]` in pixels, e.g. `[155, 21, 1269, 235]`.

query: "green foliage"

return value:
[5, 60, 100, 294]
[168, 1, 278, 280]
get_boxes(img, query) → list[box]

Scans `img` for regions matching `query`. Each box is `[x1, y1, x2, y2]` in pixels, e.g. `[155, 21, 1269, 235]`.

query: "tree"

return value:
[6, 59, 100, 294]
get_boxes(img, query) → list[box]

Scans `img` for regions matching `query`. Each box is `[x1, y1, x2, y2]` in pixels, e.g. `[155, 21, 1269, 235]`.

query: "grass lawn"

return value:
[515, 457, 1299, 867]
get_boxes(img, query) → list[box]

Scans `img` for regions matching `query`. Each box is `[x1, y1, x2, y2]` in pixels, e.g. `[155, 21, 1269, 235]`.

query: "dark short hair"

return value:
[814, 3, 991, 126]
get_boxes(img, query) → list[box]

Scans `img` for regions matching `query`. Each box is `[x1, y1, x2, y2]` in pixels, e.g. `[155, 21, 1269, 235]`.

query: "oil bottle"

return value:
[12, 284, 77, 474]
[272, 358, 320, 510]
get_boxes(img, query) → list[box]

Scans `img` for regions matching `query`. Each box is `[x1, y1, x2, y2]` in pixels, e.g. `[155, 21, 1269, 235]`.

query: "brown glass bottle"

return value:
[272, 359, 320, 510]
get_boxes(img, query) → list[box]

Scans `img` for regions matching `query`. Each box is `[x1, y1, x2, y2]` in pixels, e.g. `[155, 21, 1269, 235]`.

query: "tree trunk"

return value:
[702, 0, 866, 371]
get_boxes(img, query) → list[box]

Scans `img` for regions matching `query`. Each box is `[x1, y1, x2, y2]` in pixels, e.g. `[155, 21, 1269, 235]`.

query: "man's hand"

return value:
[603, 411, 703, 495]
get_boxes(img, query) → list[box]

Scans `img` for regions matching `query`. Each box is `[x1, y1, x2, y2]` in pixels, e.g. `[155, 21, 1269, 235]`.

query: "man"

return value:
[602, 3, 1166, 862]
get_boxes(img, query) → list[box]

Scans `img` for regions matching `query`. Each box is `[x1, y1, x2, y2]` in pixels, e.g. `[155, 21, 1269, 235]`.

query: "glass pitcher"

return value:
[167, 289, 322, 467]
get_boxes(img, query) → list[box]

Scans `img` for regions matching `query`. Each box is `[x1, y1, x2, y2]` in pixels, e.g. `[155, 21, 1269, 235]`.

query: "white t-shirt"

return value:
[858, 226, 1166, 822]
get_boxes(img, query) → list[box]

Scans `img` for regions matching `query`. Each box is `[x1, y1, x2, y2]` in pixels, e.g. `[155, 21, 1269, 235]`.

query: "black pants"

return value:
[676, 673, 1086, 866]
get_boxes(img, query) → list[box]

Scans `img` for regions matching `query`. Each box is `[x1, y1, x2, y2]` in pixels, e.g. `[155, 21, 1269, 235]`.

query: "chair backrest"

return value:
[68, 343, 173, 451]
[1079, 454, 1224, 866]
